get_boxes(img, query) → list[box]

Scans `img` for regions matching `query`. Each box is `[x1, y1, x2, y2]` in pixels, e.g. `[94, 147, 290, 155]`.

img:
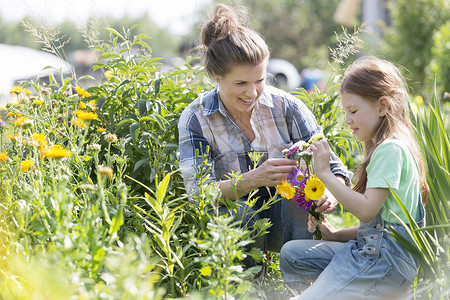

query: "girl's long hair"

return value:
[341, 56, 429, 203]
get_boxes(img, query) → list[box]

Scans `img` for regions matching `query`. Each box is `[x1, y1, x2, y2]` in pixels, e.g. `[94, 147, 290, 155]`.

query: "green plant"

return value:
[388, 91, 450, 299]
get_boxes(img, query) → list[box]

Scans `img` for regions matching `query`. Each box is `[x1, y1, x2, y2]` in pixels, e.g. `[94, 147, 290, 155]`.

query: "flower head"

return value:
[75, 86, 91, 98]
[20, 160, 33, 172]
[277, 179, 296, 199]
[10, 85, 31, 95]
[0, 152, 8, 163]
[33, 100, 44, 105]
[104, 133, 118, 143]
[303, 175, 325, 201]
[44, 145, 72, 159]
[282, 144, 299, 159]
[14, 116, 33, 129]
[77, 112, 98, 120]
[292, 192, 314, 211]
[0, 120, 5, 127]
[287, 166, 307, 186]
[308, 133, 325, 144]
[98, 165, 113, 179]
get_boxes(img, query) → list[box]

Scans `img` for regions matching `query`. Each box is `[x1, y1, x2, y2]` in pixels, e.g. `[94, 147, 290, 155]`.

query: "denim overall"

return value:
[280, 201, 425, 300]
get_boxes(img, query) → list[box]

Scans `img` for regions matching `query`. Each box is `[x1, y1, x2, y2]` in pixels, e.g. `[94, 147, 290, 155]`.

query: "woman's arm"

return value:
[310, 140, 389, 222]
[218, 158, 297, 199]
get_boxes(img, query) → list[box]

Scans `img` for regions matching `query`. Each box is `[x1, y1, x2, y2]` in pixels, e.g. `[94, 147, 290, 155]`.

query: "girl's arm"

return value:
[308, 215, 358, 242]
[310, 140, 389, 222]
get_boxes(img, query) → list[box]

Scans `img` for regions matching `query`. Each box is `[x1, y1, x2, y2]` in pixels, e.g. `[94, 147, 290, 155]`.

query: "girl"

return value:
[280, 56, 428, 299]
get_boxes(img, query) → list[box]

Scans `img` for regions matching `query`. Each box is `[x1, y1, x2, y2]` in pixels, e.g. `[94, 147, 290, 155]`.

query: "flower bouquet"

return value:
[276, 133, 326, 240]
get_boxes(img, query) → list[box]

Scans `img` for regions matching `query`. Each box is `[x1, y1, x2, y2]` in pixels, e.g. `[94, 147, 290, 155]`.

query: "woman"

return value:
[178, 4, 351, 252]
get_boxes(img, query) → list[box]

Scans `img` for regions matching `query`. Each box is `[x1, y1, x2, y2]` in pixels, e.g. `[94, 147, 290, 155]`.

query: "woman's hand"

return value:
[309, 139, 333, 178]
[307, 215, 338, 241]
[251, 158, 297, 187]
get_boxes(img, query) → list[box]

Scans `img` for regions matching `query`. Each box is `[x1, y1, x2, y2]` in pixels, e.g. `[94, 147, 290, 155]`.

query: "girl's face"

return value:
[341, 92, 384, 143]
[215, 61, 267, 117]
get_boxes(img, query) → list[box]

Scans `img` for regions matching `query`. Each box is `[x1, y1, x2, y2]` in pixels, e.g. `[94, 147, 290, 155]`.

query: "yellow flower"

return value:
[75, 86, 91, 98]
[20, 160, 33, 172]
[32, 133, 48, 151]
[32, 133, 46, 144]
[303, 175, 325, 201]
[73, 118, 87, 129]
[33, 99, 44, 105]
[77, 112, 98, 120]
[0, 105, 6, 110]
[199, 265, 212, 276]
[9, 85, 31, 95]
[44, 145, 72, 159]
[0, 152, 8, 163]
[87, 100, 97, 109]
[97, 128, 106, 133]
[308, 133, 325, 144]
[80, 101, 86, 109]
[73, 110, 84, 117]
[277, 179, 296, 199]
[105, 70, 114, 81]
[14, 116, 32, 128]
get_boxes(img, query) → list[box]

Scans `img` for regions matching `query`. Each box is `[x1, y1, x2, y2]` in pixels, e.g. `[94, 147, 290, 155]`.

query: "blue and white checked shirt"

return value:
[178, 85, 351, 195]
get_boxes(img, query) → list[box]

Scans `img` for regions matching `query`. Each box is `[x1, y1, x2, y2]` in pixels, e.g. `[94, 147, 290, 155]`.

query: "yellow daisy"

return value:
[0, 151, 8, 163]
[20, 160, 33, 172]
[303, 175, 325, 201]
[77, 112, 98, 120]
[75, 86, 91, 98]
[277, 179, 296, 200]
[44, 145, 72, 159]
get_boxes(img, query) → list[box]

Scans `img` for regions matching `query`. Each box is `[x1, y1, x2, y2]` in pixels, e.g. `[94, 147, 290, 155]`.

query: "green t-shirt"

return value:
[366, 138, 420, 223]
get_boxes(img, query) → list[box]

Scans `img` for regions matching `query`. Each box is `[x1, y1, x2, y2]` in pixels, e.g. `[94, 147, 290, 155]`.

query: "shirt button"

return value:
[376, 224, 381, 229]
[371, 247, 376, 253]
[373, 234, 378, 240]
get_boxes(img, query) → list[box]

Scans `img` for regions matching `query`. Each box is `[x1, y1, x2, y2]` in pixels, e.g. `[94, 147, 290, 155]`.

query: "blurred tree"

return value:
[380, 0, 448, 97]
[0, 13, 181, 59]
[427, 22, 450, 99]
[205, 0, 344, 70]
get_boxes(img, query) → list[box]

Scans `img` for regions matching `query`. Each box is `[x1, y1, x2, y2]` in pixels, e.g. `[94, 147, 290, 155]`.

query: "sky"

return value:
[0, 0, 212, 35]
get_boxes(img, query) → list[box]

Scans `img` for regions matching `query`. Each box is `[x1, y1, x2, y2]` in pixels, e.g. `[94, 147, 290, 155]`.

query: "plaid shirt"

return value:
[178, 85, 351, 194]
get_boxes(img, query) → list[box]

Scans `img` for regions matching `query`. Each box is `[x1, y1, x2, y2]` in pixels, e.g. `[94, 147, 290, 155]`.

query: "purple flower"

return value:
[292, 192, 314, 211]
[287, 166, 307, 186]
[282, 144, 299, 159]
[0, 120, 5, 127]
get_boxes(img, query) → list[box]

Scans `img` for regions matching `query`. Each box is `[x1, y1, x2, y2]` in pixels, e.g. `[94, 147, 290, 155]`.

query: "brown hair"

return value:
[340, 56, 429, 203]
[200, 4, 270, 78]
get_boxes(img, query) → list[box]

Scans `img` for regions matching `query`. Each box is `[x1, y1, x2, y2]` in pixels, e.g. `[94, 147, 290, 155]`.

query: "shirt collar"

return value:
[202, 85, 274, 116]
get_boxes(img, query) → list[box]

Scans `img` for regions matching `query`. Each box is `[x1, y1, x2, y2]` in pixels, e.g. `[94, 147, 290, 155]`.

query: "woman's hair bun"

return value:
[201, 4, 241, 47]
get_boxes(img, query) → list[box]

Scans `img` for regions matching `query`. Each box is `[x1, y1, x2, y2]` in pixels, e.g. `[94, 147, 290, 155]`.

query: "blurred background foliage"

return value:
[1, 0, 448, 102]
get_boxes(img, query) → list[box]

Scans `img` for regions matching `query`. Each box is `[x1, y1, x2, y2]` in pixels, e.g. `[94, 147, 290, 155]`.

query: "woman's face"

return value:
[216, 61, 267, 117]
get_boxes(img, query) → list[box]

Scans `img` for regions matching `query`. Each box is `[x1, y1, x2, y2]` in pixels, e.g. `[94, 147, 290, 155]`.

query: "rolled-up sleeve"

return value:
[178, 105, 213, 195]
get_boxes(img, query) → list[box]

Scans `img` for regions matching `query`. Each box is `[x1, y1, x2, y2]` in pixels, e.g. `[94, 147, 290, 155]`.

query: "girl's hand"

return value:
[314, 193, 336, 214]
[307, 215, 337, 241]
[251, 158, 297, 187]
[309, 139, 333, 177]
